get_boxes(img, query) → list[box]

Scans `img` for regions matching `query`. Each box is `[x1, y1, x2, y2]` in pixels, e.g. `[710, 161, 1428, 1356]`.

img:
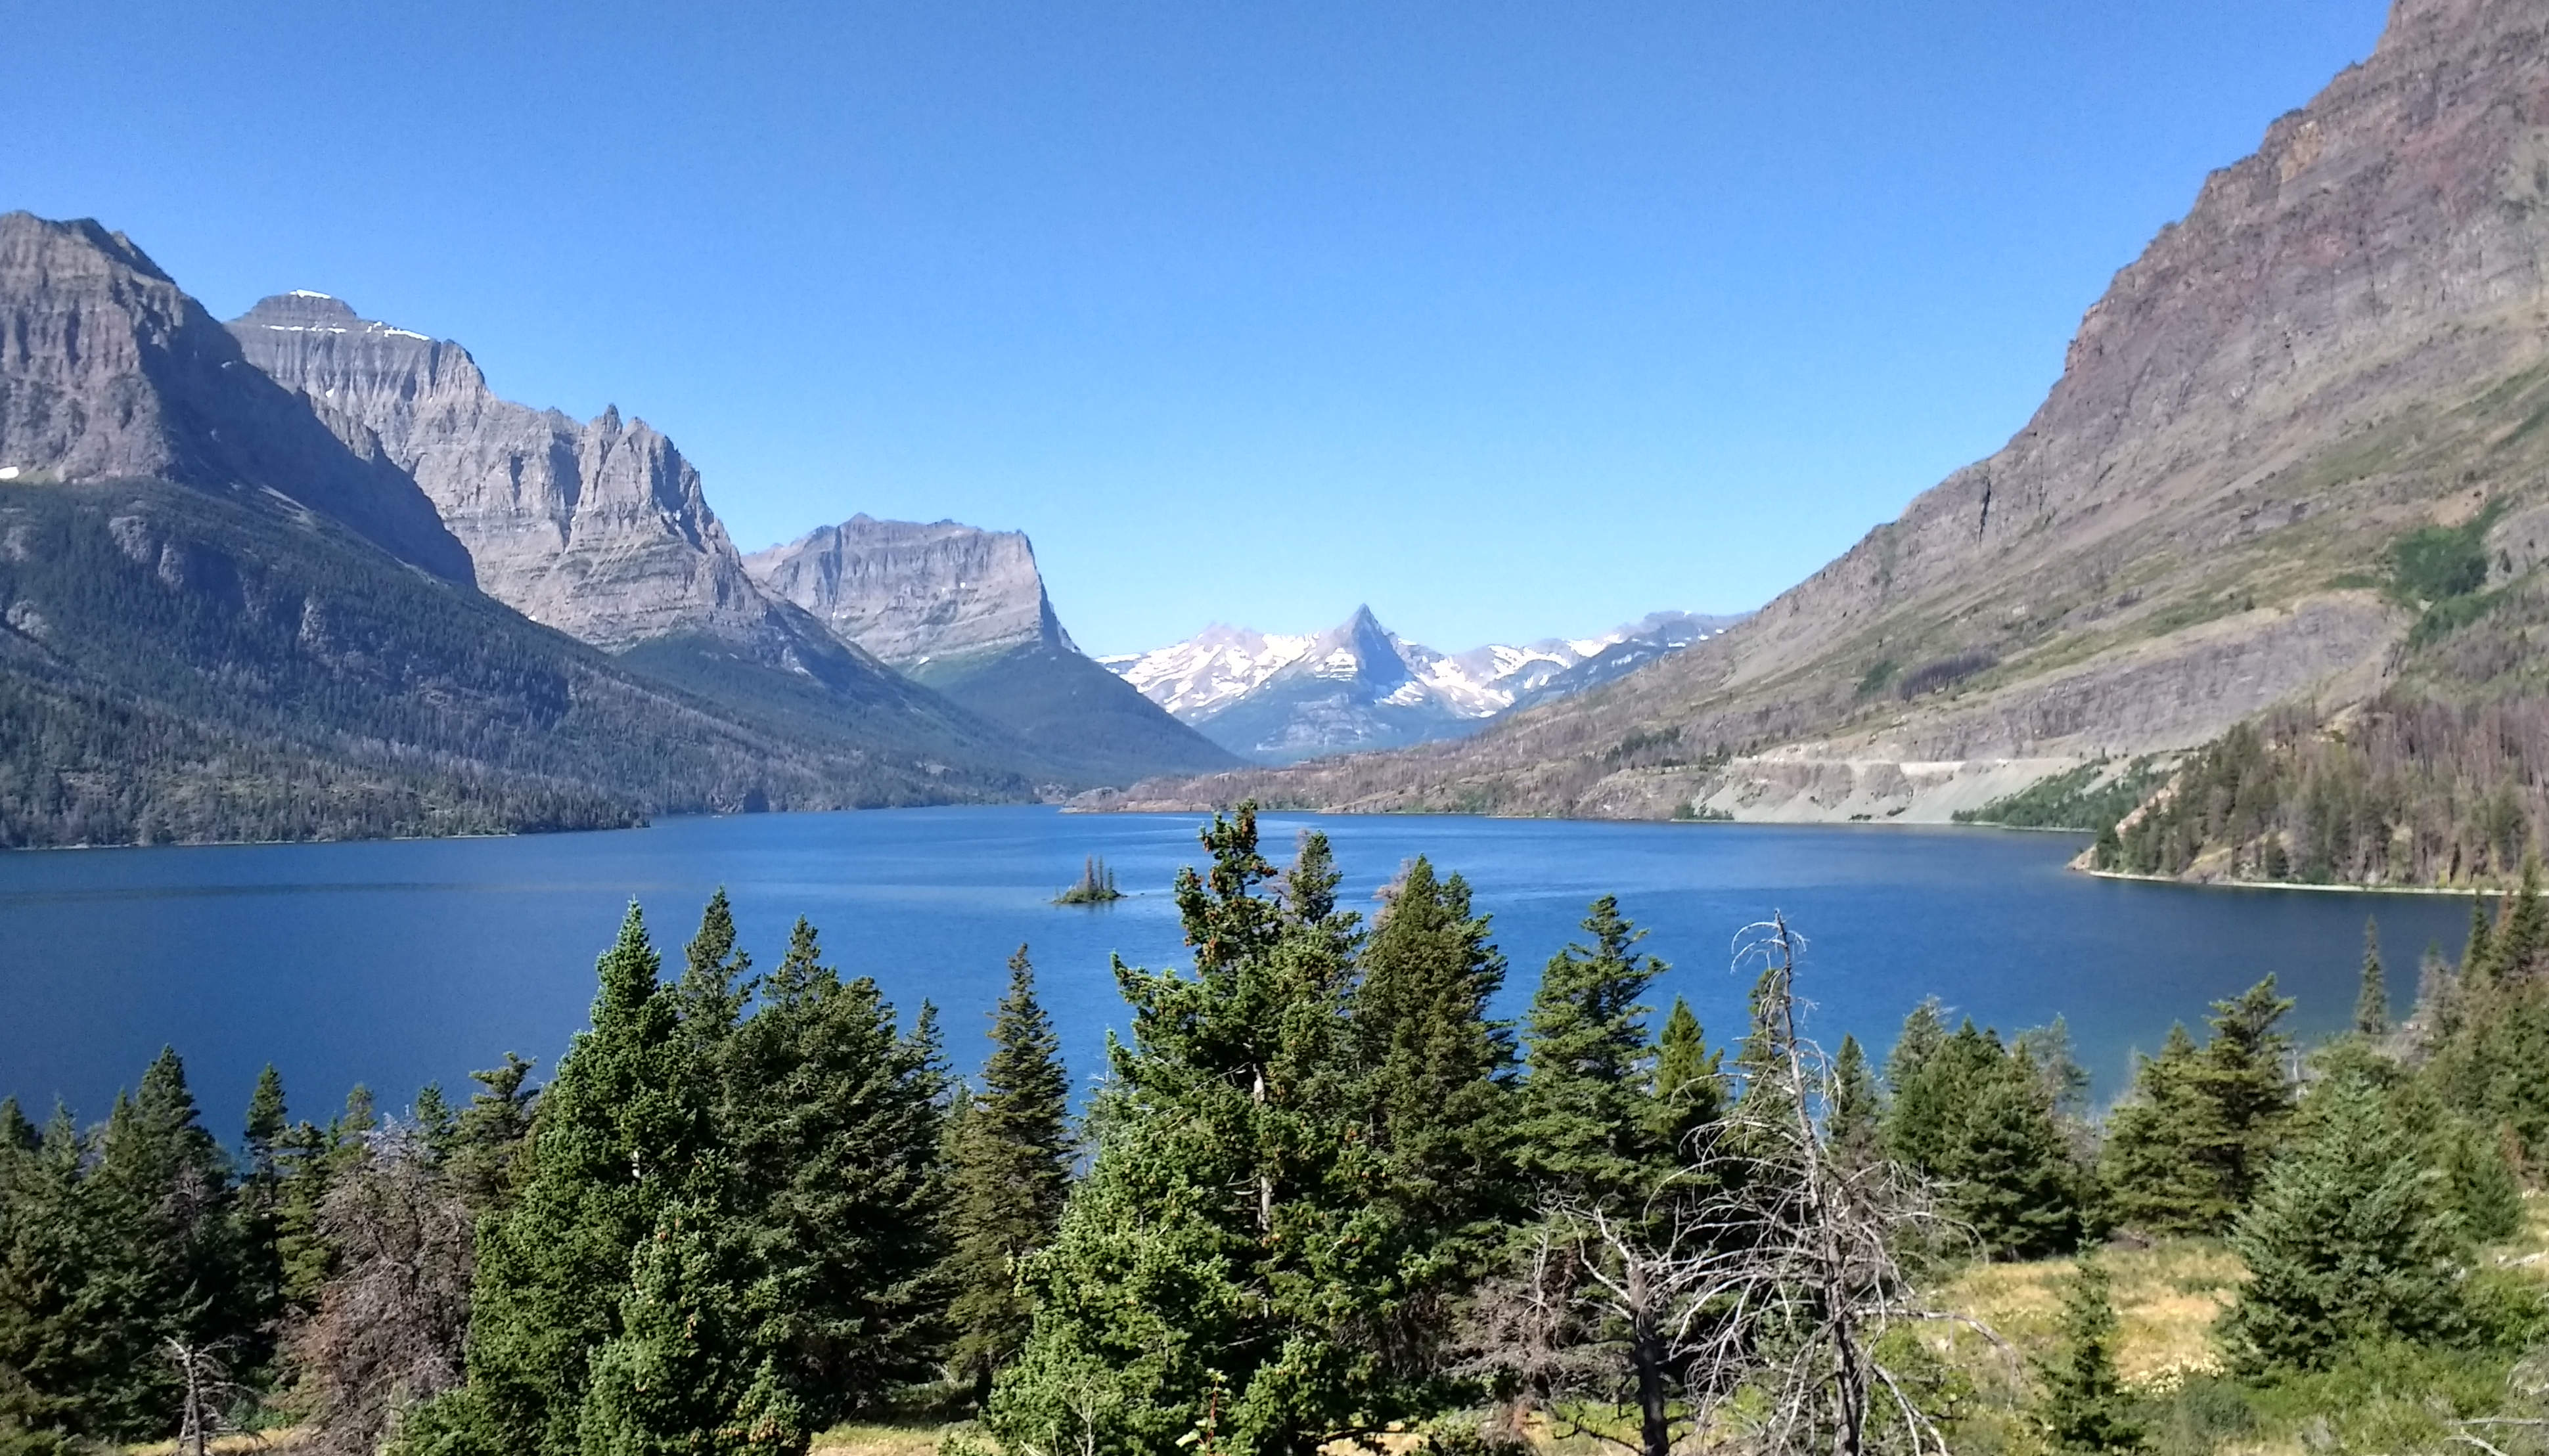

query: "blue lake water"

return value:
[0, 807, 2485, 1135]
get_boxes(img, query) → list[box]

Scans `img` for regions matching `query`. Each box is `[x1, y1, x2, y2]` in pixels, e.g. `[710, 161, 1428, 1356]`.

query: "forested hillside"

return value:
[0, 479, 1032, 845]
[11, 808, 2549, 1455]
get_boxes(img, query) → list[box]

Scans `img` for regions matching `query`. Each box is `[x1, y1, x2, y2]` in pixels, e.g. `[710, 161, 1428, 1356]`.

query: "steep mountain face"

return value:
[0, 215, 471, 581]
[742, 515, 1068, 665]
[0, 220, 1044, 843]
[746, 516, 1238, 780]
[1106, 0, 2549, 846]
[1104, 607, 1734, 764]
[225, 291, 1109, 785]
[229, 292, 808, 655]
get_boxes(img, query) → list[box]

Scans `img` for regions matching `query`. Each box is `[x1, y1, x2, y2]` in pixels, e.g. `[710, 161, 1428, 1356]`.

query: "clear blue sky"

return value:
[7, 1, 2387, 655]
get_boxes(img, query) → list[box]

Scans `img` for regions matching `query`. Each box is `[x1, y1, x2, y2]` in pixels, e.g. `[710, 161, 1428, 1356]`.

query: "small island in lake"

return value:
[1054, 854, 1124, 905]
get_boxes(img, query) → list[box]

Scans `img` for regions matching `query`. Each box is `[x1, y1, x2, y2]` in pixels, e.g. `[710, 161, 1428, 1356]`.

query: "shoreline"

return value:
[2077, 865, 2494, 898]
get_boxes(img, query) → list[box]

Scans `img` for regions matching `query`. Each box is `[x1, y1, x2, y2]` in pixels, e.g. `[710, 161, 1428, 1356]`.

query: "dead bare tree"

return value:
[163, 1337, 248, 1456]
[282, 1123, 474, 1456]
[1463, 914, 1994, 1456]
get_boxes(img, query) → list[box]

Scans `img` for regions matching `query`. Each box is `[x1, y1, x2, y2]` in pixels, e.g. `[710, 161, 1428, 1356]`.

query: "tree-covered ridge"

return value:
[0, 480, 1036, 846]
[8, 815, 2549, 1455]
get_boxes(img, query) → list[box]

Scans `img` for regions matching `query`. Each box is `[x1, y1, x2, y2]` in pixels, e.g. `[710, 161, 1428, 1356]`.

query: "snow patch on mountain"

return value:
[1104, 607, 1744, 763]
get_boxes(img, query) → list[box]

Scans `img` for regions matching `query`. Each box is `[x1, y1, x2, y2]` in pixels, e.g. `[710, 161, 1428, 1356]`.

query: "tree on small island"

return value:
[1053, 854, 1123, 905]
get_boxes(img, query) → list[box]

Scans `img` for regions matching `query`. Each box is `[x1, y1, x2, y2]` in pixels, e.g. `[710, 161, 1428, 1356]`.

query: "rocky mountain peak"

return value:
[227, 296, 800, 653]
[742, 515, 1071, 666]
[0, 213, 471, 580]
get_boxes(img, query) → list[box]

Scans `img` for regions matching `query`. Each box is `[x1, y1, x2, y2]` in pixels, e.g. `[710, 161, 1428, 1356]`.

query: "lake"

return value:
[0, 806, 2485, 1135]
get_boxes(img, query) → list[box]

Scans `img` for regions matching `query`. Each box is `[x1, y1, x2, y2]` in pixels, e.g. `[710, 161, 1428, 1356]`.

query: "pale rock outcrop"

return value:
[742, 514, 1069, 666]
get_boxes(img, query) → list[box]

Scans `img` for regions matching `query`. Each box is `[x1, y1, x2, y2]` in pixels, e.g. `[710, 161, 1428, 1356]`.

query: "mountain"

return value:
[0, 216, 471, 581]
[0, 213, 1039, 845]
[224, 291, 1154, 787]
[1102, 607, 1736, 764]
[744, 516, 1238, 781]
[1102, 0, 2549, 879]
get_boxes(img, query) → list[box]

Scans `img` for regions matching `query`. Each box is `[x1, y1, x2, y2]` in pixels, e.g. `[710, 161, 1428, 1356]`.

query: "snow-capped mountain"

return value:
[1102, 607, 1741, 764]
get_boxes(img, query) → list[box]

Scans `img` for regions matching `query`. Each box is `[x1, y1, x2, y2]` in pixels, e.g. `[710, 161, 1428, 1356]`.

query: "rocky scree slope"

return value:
[1101, 607, 1738, 764]
[0, 217, 1037, 843]
[1105, 0, 2549, 865]
[746, 515, 1238, 782]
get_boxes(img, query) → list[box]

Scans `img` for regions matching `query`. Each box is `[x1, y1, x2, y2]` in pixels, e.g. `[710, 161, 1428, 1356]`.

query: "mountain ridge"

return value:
[1103, 606, 1738, 764]
[1094, 0, 2549, 861]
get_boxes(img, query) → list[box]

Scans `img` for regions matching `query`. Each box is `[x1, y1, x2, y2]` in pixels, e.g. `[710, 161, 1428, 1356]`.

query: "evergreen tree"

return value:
[1826, 1035, 1884, 1171]
[2100, 1026, 2224, 1235]
[273, 1114, 341, 1317]
[447, 1054, 540, 1217]
[992, 809, 1411, 1456]
[1941, 1051, 2081, 1259]
[577, 1201, 797, 1456]
[2355, 919, 2391, 1037]
[1650, 997, 1723, 1159]
[237, 1066, 290, 1372]
[2465, 894, 2499, 984]
[2217, 1074, 2466, 1372]
[2033, 1258, 2144, 1453]
[1883, 1017, 2004, 1176]
[2186, 977, 2297, 1214]
[2431, 1116, 2525, 1245]
[724, 917, 952, 1426]
[78, 1049, 246, 1437]
[0, 1107, 93, 1437]
[466, 903, 696, 1456]
[1883, 998, 1949, 1097]
[947, 946, 1074, 1402]
[2498, 854, 2547, 979]
[1515, 896, 1665, 1207]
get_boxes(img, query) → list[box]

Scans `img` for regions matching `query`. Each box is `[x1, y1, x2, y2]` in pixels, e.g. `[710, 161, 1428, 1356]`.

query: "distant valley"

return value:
[1104, 0, 2549, 891]
[1102, 607, 1739, 763]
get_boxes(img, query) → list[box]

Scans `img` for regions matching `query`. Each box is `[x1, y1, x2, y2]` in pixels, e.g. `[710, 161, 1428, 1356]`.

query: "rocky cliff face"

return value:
[742, 515, 1070, 666]
[745, 514, 1241, 780]
[0, 215, 471, 581]
[1107, 0, 2549, 822]
[229, 293, 816, 657]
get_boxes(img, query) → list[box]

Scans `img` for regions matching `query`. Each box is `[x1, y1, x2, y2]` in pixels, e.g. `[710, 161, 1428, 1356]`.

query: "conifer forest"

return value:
[10, 805, 2549, 1456]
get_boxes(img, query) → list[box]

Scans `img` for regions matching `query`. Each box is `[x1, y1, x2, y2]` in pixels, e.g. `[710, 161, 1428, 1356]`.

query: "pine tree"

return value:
[2033, 1258, 2144, 1453]
[991, 809, 1408, 1456]
[2217, 1074, 2467, 1372]
[2465, 894, 2500, 983]
[1650, 997, 1723, 1159]
[1941, 1051, 2081, 1259]
[2355, 919, 2391, 1037]
[1515, 896, 1665, 1207]
[1826, 1035, 1884, 1171]
[2497, 854, 2547, 979]
[946, 946, 1074, 1403]
[447, 1054, 539, 1217]
[2100, 1026, 2224, 1235]
[466, 903, 694, 1456]
[1353, 857, 1519, 1296]
[2186, 977, 2296, 1214]
[578, 1202, 798, 1456]
[724, 918, 952, 1426]
[79, 1049, 244, 1437]
[1883, 998, 1949, 1095]
[237, 1067, 290, 1374]
[1883, 1017, 2004, 1176]
[0, 1106, 105, 1441]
